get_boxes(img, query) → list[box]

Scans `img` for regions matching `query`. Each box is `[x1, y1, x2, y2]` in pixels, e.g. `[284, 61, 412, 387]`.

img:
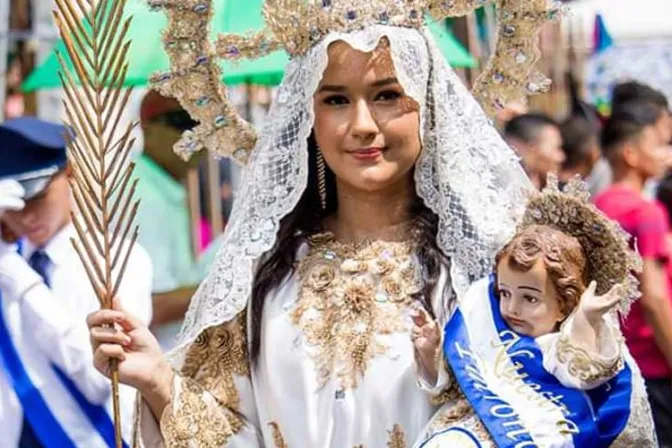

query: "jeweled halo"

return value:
[521, 174, 643, 316]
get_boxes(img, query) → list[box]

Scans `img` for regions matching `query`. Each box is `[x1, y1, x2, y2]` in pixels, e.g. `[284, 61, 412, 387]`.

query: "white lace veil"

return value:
[174, 24, 533, 354]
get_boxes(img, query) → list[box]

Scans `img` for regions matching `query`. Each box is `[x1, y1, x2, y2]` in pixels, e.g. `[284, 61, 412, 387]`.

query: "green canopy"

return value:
[22, 1, 475, 92]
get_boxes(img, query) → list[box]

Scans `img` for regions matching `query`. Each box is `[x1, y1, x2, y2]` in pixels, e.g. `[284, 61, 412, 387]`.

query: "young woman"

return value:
[84, 1, 646, 446]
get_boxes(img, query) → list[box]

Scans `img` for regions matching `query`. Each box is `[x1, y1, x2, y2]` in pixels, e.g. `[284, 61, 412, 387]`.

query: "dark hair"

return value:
[504, 113, 559, 145]
[248, 133, 446, 367]
[560, 116, 599, 170]
[601, 100, 661, 161]
[612, 81, 669, 113]
[495, 225, 587, 318]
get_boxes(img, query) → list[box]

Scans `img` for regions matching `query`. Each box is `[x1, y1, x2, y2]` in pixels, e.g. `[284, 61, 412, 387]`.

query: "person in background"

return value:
[504, 113, 565, 189]
[0, 118, 152, 446]
[134, 91, 221, 351]
[587, 81, 672, 199]
[594, 101, 672, 448]
[614, 82, 672, 199]
[612, 81, 671, 145]
[559, 116, 601, 186]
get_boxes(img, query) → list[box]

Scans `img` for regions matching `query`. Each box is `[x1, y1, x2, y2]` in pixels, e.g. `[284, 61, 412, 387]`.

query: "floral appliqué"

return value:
[291, 233, 421, 389]
[161, 311, 250, 446]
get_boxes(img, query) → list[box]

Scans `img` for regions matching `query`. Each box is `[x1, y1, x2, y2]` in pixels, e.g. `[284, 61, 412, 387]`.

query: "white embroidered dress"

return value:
[137, 236, 452, 447]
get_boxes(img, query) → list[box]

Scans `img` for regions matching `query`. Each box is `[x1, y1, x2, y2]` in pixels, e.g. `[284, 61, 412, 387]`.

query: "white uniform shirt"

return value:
[0, 223, 152, 447]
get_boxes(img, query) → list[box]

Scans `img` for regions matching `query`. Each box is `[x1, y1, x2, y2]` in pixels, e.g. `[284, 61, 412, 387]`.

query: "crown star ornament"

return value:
[520, 175, 643, 316]
[147, 0, 564, 163]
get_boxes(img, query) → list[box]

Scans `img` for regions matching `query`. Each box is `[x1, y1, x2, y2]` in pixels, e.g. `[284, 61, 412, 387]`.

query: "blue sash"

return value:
[0, 290, 76, 447]
[0, 241, 129, 448]
[441, 277, 632, 448]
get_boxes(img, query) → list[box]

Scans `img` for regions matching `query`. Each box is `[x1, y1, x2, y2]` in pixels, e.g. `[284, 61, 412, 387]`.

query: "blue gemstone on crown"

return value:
[214, 115, 227, 128]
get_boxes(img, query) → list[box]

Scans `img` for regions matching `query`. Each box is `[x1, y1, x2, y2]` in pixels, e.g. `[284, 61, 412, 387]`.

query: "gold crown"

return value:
[147, 0, 562, 162]
[520, 175, 642, 316]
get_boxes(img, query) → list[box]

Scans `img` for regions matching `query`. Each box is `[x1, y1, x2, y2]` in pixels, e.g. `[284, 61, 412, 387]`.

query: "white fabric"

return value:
[138, 260, 452, 447]
[537, 313, 622, 391]
[0, 223, 153, 447]
[0, 180, 26, 216]
[176, 24, 533, 353]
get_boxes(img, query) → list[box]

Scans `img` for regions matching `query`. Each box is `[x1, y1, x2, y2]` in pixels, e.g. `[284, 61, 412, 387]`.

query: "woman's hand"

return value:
[87, 300, 173, 416]
[411, 306, 441, 384]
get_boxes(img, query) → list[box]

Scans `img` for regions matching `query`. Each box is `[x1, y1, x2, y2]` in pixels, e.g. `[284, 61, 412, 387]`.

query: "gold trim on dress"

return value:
[291, 232, 421, 389]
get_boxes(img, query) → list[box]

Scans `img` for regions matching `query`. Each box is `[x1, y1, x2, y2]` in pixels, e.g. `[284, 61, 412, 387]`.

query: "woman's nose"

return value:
[350, 100, 378, 140]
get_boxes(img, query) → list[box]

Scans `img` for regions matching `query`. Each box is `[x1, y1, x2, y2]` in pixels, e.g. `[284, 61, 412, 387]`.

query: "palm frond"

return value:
[54, 0, 138, 446]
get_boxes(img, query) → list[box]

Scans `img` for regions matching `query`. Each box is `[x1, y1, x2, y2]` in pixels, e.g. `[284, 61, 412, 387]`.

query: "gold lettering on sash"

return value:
[557, 419, 580, 435]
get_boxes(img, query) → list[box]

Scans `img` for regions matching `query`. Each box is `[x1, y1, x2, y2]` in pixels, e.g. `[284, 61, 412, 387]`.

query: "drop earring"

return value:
[316, 149, 327, 210]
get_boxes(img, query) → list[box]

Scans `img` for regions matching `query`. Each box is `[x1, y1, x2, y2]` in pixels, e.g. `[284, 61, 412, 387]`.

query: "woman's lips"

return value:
[349, 147, 383, 160]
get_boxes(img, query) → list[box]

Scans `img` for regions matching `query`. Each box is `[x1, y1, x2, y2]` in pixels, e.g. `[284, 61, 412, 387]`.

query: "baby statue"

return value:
[412, 175, 654, 447]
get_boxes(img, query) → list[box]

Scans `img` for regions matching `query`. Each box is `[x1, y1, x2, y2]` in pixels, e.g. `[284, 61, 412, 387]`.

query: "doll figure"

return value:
[413, 176, 654, 448]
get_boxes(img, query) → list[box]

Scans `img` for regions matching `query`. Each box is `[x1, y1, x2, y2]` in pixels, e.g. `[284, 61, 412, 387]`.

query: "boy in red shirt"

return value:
[595, 100, 672, 447]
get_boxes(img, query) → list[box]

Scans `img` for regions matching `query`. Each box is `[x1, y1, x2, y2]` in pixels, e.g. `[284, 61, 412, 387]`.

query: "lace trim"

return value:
[555, 334, 624, 385]
[609, 355, 658, 447]
[291, 233, 421, 389]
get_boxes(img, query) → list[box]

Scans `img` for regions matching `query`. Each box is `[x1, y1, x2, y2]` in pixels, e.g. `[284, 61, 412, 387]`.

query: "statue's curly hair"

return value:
[495, 225, 587, 318]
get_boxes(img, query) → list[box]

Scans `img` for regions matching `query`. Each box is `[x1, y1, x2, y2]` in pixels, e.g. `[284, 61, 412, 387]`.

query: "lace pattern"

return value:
[170, 26, 532, 360]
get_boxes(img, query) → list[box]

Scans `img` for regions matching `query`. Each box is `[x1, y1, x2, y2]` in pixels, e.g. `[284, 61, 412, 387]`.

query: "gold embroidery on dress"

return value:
[161, 311, 250, 446]
[556, 333, 624, 385]
[291, 233, 421, 389]
[160, 377, 244, 447]
[429, 384, 493, 444]
[269, 422, 289, 448]
[387, 424, 407, 448]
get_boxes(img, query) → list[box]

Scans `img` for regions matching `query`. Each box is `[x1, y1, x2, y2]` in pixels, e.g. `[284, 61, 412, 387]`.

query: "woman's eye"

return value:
[499, 289, 511, 299]
[375, 90, 402, 101]
[524, 295, 539, 304]
[323, 95, 349, 106]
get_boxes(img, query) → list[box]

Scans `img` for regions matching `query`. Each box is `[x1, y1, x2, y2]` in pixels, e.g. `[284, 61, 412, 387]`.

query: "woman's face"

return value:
[313, 40, 422, 195]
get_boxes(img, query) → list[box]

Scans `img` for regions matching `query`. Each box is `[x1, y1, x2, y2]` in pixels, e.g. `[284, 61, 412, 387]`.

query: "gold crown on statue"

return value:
[146, 0, 563, 163]
[520, 175, 643, 316]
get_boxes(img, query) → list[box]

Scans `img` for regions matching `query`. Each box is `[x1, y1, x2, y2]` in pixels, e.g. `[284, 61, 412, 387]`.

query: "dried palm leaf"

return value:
[53, 0, 138, 446]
